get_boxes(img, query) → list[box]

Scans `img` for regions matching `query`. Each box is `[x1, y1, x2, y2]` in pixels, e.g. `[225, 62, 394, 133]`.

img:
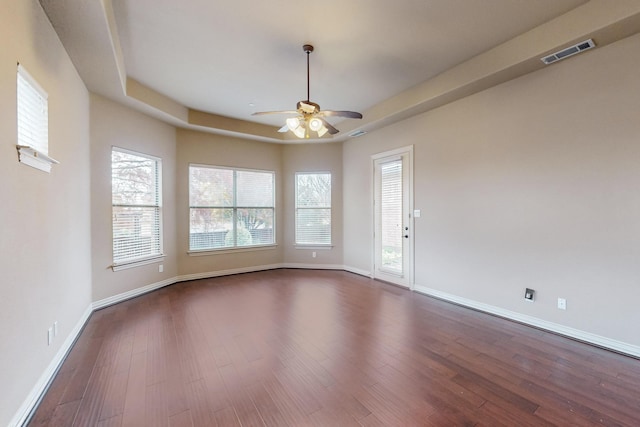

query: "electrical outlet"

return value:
[557, 298, 567, 310]
[47, 327, 54, 345]
[524, 288, 535, 302]
[159, 264, 163, 273]
[312, 252, 317, 258]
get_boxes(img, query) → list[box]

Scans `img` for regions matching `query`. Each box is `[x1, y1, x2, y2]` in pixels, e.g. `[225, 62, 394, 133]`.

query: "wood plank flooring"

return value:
[28, 269, 640, 426]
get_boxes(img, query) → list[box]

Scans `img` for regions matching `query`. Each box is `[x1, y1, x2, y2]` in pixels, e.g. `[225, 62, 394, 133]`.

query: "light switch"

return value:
[413, 209, 421, 218]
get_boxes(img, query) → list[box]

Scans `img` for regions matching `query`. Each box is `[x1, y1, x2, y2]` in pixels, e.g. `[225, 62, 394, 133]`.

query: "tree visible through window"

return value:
[295, 172, 331, 245]
[189, 165, 275, 251]
[111, 148, 162, 265]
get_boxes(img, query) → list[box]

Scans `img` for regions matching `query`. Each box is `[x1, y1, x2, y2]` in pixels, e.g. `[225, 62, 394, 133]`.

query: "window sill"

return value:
[17, 145, 59, 173]
[295, 244, 334, 250]
[111, 254, 165, 271]
[188, 244, 277, 257]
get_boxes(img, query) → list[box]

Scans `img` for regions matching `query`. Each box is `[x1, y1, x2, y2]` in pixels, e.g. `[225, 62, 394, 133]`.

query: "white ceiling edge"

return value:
[41, 0, 640, 144]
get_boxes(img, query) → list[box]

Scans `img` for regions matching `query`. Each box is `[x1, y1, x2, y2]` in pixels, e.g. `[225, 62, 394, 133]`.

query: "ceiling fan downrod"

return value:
[303, 44, 313, 102]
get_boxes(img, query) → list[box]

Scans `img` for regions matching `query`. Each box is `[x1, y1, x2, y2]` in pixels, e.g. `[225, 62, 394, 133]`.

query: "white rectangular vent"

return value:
[541, 39, 595, 65]
[349, 130, 367, 138]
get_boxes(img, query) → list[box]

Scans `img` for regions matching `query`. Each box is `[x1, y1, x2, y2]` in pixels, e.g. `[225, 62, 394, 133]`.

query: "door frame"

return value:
[371, 145, 414, 289]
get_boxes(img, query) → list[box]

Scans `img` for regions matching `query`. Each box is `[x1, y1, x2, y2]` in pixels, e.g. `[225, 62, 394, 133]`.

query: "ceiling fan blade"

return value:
[277, 124, 289, 133]
[252, 110, 299, 116]
[318, 110, 363, 119]
[319, 118, 340, 135]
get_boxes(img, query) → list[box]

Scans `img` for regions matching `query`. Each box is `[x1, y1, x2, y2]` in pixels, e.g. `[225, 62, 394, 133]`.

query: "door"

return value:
[373, 146, 413, 288]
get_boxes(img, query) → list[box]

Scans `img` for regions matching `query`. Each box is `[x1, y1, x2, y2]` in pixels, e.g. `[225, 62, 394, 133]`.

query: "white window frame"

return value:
[111, 147, 164, 270]
[16, 64, 58, 172]
[295, 172, 332, 248]
[188, 164, 276, 254]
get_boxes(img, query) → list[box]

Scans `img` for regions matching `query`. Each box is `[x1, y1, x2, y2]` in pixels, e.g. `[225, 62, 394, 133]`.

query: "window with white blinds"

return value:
[380, 160, 403, 274]
[112, 148, 163, 266]
[17, 65, 48, 154]
[295, 172, 331, 246]
[189, 165, 275, 251]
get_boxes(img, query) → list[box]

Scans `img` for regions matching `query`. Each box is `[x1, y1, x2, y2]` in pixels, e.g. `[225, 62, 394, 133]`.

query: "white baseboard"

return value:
[94, 264, 284, 311]
[413, 284, 640, 359]
[281, 263, 344, 270]
[94, 263, 350, 311]
[342, 265, 372, 278]
[176, 263, 283, 283]
[9, 304, 93, 427]
[93, 277, 177, 310]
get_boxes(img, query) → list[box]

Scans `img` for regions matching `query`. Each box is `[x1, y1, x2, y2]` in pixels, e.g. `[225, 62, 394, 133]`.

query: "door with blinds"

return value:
[373, 147, 413, 288]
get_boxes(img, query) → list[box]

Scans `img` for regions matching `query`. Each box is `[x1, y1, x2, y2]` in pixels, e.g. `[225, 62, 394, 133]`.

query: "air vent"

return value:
[349, 130, 367, 138]
[541, 39, 595, 65]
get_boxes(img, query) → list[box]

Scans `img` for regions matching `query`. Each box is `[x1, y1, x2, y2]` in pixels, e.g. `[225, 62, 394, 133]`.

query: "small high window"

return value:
[16, 64, 57, 172]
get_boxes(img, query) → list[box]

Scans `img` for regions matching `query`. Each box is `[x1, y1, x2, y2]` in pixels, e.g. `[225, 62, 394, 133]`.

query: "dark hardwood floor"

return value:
[28, 269, 640, 426]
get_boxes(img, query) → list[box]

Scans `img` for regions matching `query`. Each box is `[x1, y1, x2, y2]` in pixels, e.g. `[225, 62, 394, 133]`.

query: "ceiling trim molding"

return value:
[42, 0, 640, 143]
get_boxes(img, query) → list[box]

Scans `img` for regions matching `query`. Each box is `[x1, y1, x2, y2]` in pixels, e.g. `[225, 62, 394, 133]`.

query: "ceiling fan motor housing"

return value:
[297, 100, 320, 114]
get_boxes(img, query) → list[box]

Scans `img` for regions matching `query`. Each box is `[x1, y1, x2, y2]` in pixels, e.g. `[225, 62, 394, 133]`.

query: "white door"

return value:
[373, 147, 413, 288]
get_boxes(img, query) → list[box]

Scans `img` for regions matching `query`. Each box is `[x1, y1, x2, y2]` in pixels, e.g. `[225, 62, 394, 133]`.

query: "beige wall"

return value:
[90, 94, 178, 302]
[282, 143, 344, 266]
[0, 1, 92, 425]
[343, 33, 640, 346]
[176, 129, 284, 275]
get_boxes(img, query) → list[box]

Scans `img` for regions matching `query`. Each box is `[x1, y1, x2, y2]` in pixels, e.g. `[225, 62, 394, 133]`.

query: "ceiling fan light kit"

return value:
[253, 44, 363, 139]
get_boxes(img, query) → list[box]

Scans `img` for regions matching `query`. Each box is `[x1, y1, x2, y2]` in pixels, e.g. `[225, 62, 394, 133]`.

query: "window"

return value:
[189, 165, 275, 251]
[379, 159, 403, 274]
[16, 64, 57, 172]
[295, 172, 331, 246]
[111, 148, 163, 269]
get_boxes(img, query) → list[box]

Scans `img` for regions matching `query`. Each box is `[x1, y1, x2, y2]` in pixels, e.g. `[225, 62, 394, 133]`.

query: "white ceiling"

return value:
[39, 0, 640, 142]
[112, 0, 585, 126]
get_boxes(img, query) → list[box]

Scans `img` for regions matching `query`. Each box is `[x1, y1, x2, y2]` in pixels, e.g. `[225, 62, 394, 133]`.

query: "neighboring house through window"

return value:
[189, 165, 275, 251]
[295, 172, 331, 246]
[111, 148, 163, 269]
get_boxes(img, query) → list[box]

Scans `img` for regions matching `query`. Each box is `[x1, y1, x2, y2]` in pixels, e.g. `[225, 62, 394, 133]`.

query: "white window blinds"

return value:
[295, 172, 331, 245]
[112, 148, 163, 265]
[17, 65, 48, 155]
[189, 165, 275, 251]
[380, 160, 403, 274]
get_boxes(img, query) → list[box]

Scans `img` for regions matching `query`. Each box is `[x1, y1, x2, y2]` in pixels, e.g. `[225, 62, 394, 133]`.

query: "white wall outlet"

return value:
[557, 298, 567, 310]
[53, 321, 58, 337]
[47, 327, 54, 345]
[159, 264, 163, 273]
[312, 251, 317, 258]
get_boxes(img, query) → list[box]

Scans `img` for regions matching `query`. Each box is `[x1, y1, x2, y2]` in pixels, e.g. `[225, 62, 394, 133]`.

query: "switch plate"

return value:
[557, 298, 567, 310]
[53, 321, 58, 337]
[312, 251, 317, 258]
[159, 264, 163, 273]
[413, 209, 421, 218]
[47, 327, 54, 345]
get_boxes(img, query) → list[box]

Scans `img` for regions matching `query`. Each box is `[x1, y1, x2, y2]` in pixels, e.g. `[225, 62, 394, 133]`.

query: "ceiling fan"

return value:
[252, 44, 363, 139]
